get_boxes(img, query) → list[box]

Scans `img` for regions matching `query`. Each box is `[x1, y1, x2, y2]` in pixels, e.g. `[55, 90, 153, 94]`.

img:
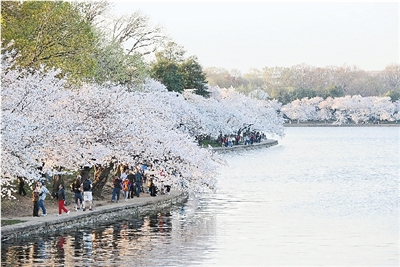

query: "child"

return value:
[122, 178, 130, 202]
[57, 184, 70, 216]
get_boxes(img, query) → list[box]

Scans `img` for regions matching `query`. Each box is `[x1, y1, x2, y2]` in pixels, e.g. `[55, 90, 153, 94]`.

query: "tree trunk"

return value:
[79, 166, 91, 180]
[92, 163, 114, 198]
[114, 164, 128, 178]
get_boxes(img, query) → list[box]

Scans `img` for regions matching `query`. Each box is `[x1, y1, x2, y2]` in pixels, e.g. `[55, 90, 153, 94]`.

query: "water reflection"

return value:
[2, 200, 216, 267]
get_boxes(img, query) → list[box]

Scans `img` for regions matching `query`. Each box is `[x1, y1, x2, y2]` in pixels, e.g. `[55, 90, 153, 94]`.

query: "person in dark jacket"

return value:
[82, 177, 93, 211]
[57, 184, 70, 216]
[111, 176, 122, 202]
[127, 170, 135, 199]
[149, 178, 157, 197]
[70, 176, 83, 211]
[134, 167, 143, 197]
[18, 176, 27, 196]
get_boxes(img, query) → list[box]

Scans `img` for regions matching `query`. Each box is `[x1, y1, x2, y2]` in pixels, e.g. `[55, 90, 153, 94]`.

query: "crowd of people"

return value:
[32, 178, 77, 217]
[19, 163, 172, 217]
[218, 131, 266, 147]
[110, 165, 170, 203]
[16, 130, 268, 218]
[19, 130, 268, 218]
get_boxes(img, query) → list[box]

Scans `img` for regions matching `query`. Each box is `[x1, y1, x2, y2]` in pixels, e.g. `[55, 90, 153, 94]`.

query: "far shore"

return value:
[284, 122, 399, 127]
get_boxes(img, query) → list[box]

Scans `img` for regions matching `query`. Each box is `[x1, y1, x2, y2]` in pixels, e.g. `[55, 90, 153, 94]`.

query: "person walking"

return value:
[56, 184, 70, 216]
[82, 177, 93, 211]
[134, 167, 142, 197]
[71, 176, 83, 211]
[127, 170, 135, 199]
[17, 176, 27, 196]
[36, 180, 51, 216]
[149, 178, 157, 197]
[111, 176, 122, 203]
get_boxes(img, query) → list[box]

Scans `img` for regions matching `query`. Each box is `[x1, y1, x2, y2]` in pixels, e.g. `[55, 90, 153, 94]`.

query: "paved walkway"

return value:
[1, 190, 187, 241]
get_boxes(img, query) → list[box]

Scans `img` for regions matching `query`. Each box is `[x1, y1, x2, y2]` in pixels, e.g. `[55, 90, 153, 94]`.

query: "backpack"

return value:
[83, 179, 91, 191]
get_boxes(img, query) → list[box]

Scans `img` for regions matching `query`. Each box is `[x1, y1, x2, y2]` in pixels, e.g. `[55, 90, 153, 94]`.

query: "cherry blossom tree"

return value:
[281, 95, 400, 125]
[183, 86, 285, 138]
[2, 49, 287, 199]
[1, 51, 77, 197]
[281, 97, 328, 123]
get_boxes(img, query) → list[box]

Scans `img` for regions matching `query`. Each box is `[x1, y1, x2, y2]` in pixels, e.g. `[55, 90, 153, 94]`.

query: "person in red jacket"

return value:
[57, 184, 70, 216]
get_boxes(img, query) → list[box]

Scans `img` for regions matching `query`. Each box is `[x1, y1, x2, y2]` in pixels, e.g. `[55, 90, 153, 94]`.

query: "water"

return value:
[2, 127, 399, 266]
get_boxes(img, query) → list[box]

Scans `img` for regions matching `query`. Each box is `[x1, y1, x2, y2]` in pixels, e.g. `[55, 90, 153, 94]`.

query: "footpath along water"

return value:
[1, 190, 188, 242]
[1, 127, 399, 266]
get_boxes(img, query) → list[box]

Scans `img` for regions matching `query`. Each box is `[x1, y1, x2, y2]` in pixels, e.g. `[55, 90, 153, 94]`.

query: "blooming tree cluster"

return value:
[183, 86, 285, 137]
[1, 52, 285, 198]
[281, 95, 400, 125]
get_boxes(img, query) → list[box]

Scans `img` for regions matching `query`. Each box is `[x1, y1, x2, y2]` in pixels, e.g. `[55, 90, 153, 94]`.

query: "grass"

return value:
[1, 219, 26, 226]
[199, 139, 221, 147]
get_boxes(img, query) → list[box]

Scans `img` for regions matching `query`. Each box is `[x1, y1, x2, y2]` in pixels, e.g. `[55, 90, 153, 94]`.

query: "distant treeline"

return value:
[205, 64, 400, 104]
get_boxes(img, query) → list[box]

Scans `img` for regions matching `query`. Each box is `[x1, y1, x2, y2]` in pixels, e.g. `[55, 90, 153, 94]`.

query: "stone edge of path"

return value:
[210, 139, 278, 152]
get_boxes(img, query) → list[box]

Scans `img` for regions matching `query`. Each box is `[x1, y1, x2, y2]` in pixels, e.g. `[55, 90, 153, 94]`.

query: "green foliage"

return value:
[1, 219, 26, 226]
[272, 85, 343, 103]
[1, 1, 98, 83]
[293, 88, 318, 100]
[151, 57, 185, 93]
[270, 87, 295, 105]
[385, 89, 400, 102]
[151, 43, 209, 96]
[199, 139, 220, 147]
[323, 85, 344, 98]
[180, 56, 209, 97]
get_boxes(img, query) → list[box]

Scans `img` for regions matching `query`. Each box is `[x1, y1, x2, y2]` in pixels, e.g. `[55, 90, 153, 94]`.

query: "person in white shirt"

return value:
[120, 169, 129, 181]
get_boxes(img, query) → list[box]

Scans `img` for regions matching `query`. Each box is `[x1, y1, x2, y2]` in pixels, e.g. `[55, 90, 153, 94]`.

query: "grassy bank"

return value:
[1, 219, 27, 227]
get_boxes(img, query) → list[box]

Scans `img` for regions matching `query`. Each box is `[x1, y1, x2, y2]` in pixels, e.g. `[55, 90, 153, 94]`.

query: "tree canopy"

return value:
[151, 42, 209, 96]
[1, 1, 170, 87]
[1, 1, 98, 83]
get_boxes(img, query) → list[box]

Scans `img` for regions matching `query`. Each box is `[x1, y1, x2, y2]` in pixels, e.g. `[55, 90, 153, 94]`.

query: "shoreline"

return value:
[284, 122, 399, 127]
[210, 139, 278, 152]
[1, 190, 188, 242]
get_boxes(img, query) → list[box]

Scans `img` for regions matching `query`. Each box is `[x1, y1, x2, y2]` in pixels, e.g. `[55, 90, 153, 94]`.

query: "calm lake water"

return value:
[2, 127, 399, 267]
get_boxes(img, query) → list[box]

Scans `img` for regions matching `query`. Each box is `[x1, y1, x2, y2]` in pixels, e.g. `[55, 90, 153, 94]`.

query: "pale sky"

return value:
[112, 1, 399, 73]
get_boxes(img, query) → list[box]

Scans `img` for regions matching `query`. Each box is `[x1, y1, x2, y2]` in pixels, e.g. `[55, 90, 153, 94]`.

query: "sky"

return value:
[111, 1, 399, 73]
